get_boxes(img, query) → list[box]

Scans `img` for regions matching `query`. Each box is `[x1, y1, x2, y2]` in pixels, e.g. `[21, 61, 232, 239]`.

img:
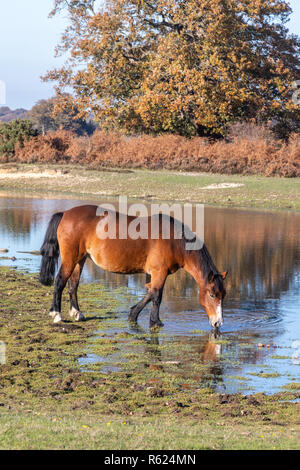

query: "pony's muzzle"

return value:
[210, 303, 223, 329]
[209, 313, 223, 329]
[212, 319, 223, 329]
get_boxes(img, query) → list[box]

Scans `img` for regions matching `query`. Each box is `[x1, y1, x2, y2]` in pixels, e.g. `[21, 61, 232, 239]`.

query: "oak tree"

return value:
[45, 0, 300, 137]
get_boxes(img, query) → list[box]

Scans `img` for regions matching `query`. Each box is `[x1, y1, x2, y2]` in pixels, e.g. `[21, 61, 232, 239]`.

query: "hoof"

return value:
[150, 321, 164, 329]
[69, 307, 85, 322]
[128, 314, 138, 323]
[128, 307, 138, 323]
[49, 311, 62, 323]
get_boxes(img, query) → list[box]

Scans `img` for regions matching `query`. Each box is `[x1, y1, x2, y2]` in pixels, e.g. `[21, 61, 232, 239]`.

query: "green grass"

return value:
[0, 163, 299, 210]
[249, 372, 281, 379]
[282, 383, 300, 391]
[1, 411, 299, 450]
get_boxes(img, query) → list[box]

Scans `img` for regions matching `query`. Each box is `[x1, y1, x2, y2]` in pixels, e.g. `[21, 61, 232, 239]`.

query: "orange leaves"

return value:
[10, 127, 300, 177]
[45, 0, 300, 137]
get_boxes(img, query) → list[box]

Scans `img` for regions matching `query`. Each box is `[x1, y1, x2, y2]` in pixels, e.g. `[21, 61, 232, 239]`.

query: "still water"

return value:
[0, 193, 299, 394]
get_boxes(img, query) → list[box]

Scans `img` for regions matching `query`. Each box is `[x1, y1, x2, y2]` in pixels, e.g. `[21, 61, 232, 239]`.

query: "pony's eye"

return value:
[209, 292, 215, 299]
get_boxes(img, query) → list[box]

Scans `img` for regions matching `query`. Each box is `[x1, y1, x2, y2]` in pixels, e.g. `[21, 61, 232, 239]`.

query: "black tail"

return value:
[39, 212, 64, 286]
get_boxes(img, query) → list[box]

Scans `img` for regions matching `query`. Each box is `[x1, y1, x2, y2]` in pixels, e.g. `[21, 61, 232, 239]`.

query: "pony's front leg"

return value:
[128, 273, 152, 322]
[149, 287, 164, 328]
[49, 264, 74, 323]
[129, 291, 152, 322]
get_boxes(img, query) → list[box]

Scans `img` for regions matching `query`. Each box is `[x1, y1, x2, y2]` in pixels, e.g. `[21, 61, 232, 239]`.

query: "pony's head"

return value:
[199, 271, 228, 329]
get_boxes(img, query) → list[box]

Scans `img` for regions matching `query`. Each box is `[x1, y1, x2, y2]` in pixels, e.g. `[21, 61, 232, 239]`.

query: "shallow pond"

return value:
[0, 192, 299, 394]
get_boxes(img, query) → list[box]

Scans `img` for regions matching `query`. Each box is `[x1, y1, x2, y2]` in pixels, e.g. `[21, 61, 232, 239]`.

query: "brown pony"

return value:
[39, 205, 227, 329]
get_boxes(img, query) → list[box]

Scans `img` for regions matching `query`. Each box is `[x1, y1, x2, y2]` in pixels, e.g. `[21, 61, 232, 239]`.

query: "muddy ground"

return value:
[0, 267, 299, 449]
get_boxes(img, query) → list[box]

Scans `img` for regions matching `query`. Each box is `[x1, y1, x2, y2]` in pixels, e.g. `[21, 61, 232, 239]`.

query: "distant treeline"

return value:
[0, 97, 96, 135]
[0, 106, 27, 123]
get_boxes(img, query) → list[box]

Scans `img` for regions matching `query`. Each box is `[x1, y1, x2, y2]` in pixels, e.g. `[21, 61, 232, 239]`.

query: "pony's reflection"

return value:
[128, 323, 224, 388]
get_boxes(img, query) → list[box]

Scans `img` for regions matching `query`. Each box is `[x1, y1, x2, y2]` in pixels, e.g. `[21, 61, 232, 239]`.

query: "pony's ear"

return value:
[208, 271, 214, 283]
[220, 271, 228, 280]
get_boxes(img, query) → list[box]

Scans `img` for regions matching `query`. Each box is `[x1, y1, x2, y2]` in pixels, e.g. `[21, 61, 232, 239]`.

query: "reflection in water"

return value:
[81, 322, 278, 394]
[0, 194, 300, 393]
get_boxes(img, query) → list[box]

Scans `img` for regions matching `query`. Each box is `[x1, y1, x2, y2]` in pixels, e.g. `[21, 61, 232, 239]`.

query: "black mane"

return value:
[198, 244, 218, 280]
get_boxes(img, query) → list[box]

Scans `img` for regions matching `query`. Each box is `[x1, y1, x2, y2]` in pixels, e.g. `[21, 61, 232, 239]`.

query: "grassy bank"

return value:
[0, 163, 300, 211]
[0, 266, 299, 450]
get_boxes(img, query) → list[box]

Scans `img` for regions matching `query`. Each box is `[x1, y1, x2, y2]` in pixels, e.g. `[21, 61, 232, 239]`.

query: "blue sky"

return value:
[0, 0, 299, 110]
[0, 1, 66, 109]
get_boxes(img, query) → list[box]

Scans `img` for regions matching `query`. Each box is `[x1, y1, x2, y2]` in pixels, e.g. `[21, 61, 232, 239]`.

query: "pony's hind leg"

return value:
[68, 257, 86, 322]
[50, 262, 76, 323]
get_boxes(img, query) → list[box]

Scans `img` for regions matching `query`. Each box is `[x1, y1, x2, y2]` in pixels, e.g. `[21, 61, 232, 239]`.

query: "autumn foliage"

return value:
[46, 0, 300, 137]
[9, 126, 300, 177]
